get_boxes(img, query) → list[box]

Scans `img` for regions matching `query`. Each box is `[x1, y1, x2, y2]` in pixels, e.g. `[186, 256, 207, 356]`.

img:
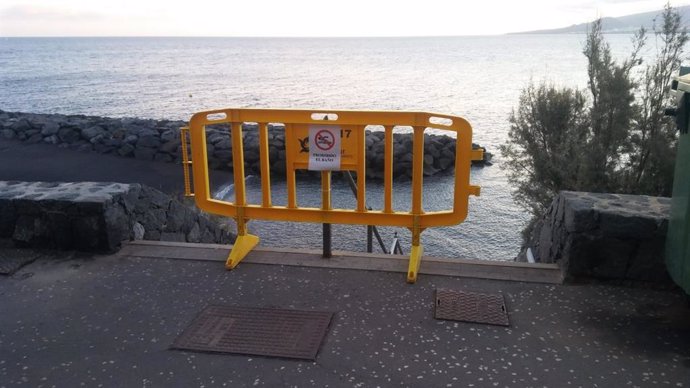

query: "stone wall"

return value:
[0, 181, 234, 252]
[0, 110, 492, 179]
[521, 191, 671, 283]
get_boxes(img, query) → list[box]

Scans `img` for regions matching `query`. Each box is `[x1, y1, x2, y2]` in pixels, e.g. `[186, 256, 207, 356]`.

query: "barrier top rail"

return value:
[181, 108, 482, 283]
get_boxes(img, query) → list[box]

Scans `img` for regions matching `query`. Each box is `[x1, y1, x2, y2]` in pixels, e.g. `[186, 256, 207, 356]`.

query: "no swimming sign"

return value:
[308, 125, 341, 170]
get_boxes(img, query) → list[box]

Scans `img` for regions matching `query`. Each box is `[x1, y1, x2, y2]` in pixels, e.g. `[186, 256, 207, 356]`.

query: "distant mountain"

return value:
[514, 5, 690, 34]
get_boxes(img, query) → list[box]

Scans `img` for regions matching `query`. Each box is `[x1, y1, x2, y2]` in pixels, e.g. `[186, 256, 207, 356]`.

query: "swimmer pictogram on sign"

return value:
[308, 125, 341, 170]
[314, 130, 335, 151]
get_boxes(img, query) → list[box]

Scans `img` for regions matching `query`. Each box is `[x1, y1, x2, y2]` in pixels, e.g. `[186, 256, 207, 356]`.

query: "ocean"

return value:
[0, 35, 642, 260]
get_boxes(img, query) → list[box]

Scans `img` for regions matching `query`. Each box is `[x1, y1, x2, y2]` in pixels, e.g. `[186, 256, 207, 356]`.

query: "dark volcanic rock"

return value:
[0, 181, 234, 252]
[58, 127, 80, 143]
[521, 191, 671, 284]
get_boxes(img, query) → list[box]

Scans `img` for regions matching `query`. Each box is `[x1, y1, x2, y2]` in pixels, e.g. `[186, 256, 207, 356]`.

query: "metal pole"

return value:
[323, 223, 332, 258]
[345, 170, 390, 254]
[372, 226, 388, 254]
[321, 115, 332, 259]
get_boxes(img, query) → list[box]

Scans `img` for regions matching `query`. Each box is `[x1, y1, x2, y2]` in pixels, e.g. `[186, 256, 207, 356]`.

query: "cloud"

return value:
[0, 3, 174, 36]
[0, 5, 107, 22]
[564, 0, 690, 10]
[603, 0, 658, 3]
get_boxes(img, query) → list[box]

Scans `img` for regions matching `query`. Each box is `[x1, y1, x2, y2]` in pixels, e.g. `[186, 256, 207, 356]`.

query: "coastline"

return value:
[0, 110, 492, 180]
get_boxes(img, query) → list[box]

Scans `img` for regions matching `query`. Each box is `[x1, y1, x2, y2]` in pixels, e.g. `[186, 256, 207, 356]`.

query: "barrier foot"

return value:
[407, 245, 423, 284]
[225, 234, 260, 269]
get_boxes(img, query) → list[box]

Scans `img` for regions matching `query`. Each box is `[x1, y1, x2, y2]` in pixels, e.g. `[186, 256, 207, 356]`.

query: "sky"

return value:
[0, 0, 688, 37]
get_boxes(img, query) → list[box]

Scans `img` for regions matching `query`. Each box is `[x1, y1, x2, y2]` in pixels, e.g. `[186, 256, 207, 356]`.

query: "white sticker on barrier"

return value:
[308, 125, 341, 171]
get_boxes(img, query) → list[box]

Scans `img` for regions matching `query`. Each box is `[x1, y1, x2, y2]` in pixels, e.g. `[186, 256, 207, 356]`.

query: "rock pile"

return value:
[0, 110, 492, 179]
[0, 181, 234, 252]
[0, 110, 185, 163]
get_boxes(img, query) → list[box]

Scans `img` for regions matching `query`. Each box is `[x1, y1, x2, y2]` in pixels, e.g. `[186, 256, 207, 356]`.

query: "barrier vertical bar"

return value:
[454, 126, 474, 210]
[356, 125, 366, 212]
[411, 126, 424, 214]
[322, 170, 332, 258]
[321, 171, 331, 209]
[285, 123, 297, 208]
[188, 121, 211, 213]
[258, 122, 272, 207]
[383, 125, 393, 213]
[231, 122, 247, 208]
[408, 126, 426, 283]
[226, 120, 259, 269]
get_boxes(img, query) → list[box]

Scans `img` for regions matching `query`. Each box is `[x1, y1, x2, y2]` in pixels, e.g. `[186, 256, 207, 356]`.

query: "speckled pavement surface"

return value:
[1, 252, 689, 387]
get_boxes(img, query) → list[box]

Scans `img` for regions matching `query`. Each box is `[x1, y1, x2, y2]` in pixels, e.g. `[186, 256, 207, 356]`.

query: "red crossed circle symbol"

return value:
[314, 130, 335, 151]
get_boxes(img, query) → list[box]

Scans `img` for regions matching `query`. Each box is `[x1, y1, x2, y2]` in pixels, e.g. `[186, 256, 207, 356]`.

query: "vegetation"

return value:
[501, 4, 689, 224]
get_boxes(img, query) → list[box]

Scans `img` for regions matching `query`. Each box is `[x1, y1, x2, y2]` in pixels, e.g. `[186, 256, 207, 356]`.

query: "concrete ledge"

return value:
[118, 240, 564, 284]
[0, 181, 233, 252]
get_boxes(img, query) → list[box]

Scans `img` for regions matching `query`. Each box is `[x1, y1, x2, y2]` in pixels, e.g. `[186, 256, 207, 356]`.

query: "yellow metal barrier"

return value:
[182, 108, 482, 283]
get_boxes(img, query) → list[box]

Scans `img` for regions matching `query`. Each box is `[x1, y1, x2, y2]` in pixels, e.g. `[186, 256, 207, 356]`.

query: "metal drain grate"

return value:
[171, 305, 334, 360]
[434, 289, 510, 326]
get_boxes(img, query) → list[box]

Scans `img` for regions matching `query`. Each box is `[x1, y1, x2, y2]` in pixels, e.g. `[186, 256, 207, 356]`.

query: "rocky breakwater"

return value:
[0, 110, 492, 179]
[0, 181, 234, 252]
[521, 191, 671, 283]
[208, 123, 492, 179]
[0, 110, 186, 163]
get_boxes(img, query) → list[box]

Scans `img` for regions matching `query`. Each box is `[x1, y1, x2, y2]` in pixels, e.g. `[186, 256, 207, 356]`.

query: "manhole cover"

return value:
[171, 305, 334, 360]
[434, 289, 510, 326]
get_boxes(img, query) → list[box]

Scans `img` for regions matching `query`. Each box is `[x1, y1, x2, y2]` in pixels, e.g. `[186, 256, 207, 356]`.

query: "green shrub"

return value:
[502, 3, 688, 225]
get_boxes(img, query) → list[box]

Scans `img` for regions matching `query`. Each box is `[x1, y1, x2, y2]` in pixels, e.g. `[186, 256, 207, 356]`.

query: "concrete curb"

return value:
[118, 240, 564, 284]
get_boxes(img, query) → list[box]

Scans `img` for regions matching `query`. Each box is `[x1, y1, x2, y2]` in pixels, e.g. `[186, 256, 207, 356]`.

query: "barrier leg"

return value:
[407, 222, 424, 283]
[226, 213, 259, 270]
[407, 244, 423, 284]
[226, 234, 259, 269]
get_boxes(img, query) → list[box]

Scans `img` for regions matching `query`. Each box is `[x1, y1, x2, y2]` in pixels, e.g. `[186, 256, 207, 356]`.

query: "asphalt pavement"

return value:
[0, 247, 688, 387]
